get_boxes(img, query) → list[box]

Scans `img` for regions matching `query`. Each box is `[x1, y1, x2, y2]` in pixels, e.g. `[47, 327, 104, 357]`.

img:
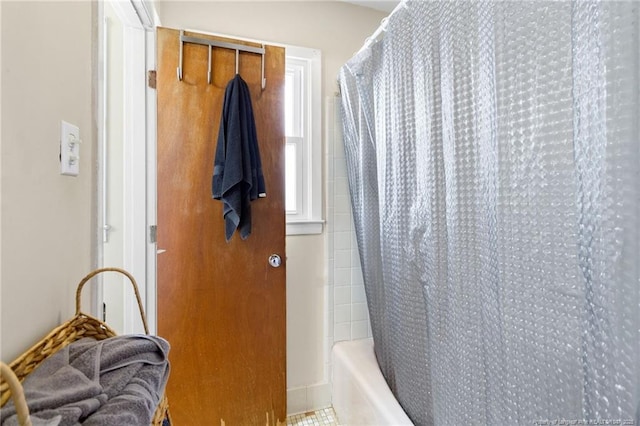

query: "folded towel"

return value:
[1, 335, 170, 426]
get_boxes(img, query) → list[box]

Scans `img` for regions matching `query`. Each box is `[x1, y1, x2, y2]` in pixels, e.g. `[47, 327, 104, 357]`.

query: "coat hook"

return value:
[177, 30, 184, 81]
[176, 31, 267, 88]
[207, 46, 212, 84]
[261, 48, 266, 90]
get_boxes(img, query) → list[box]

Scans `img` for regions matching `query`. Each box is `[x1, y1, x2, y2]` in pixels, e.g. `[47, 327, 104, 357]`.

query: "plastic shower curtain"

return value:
[338, 1, 640, 425]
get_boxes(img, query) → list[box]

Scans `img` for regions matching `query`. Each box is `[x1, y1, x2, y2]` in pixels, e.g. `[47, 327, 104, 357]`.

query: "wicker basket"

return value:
[0, 267, 170, 426]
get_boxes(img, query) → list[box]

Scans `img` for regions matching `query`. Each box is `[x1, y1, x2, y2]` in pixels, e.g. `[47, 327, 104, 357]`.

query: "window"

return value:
[285, 46, 322, 235]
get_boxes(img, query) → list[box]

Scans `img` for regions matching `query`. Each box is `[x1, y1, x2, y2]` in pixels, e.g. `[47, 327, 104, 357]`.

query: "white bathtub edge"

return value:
[332, 338, 414, 425]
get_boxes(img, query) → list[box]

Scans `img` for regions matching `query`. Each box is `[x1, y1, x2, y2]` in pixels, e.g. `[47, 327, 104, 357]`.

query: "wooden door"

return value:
[156, 27, 286, 425]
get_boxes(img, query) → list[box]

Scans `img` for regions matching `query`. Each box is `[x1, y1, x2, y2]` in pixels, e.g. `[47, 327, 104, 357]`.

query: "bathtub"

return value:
[332, 338, 414, 425]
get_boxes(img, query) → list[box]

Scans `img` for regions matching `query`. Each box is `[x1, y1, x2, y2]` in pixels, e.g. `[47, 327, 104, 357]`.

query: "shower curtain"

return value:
[338, 1, 639, 425]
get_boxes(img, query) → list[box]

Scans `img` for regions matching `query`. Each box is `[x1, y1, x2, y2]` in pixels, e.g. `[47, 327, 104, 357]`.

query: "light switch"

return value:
[60, 121, 80, 176]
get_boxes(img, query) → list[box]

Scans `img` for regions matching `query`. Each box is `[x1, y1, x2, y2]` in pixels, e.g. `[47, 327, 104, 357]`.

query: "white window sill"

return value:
[286, 220, 325, 236]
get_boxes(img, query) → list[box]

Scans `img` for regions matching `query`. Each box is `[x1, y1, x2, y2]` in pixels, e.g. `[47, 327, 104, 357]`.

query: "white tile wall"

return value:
[325, 96, 372, 351]
[320, 96, 372, 416]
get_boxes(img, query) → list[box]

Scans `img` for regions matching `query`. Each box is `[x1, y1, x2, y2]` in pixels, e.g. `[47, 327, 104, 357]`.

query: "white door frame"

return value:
[96, 0, 157, 334]
[144, 19, 158, 336]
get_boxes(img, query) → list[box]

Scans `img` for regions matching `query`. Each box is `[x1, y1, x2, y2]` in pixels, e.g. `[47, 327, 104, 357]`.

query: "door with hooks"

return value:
[156, 28, 286, 425]
[177, 30, 267, 88]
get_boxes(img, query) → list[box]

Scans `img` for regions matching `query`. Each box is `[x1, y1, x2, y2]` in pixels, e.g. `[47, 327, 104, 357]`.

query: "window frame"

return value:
[285, 46, 323, 235]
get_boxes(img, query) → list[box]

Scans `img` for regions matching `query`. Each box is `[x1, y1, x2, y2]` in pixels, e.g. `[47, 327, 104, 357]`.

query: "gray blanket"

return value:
[1, 335, 170, 426]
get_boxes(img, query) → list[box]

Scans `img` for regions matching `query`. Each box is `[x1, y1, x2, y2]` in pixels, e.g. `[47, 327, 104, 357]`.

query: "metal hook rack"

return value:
[177, 30, 267, 90]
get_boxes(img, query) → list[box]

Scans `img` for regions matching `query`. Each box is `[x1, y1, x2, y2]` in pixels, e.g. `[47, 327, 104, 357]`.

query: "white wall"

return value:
[1, 1, 95, 361]
[156, 1, 385, 414]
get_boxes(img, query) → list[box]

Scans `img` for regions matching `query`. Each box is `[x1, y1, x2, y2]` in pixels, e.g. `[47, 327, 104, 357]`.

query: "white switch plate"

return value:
[60, 120, 80, 176]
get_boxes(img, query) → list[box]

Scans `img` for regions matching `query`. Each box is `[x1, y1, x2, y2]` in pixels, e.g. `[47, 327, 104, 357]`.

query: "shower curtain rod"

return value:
[358, 1, 407, 53]
[177, 30, 266, 89]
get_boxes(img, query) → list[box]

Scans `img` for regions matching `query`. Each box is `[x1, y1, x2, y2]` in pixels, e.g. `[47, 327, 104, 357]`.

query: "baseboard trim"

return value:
[287, 382, 331, 415]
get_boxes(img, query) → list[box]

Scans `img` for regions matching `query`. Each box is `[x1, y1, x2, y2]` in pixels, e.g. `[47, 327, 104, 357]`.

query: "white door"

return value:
[98, 0, 156, 335]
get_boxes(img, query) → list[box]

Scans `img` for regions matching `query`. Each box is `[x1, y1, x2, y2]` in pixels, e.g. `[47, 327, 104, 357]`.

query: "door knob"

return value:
[268, 254, 282, 268]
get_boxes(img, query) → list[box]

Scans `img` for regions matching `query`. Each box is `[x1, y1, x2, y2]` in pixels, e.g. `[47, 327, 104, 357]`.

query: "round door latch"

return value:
[268, 254, 282, 268]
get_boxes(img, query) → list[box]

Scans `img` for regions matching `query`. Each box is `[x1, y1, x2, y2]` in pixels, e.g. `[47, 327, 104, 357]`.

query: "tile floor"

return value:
[286, 407, 340, 426]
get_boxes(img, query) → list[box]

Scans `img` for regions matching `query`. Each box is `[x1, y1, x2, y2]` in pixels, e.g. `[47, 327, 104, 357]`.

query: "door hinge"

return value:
[102, 302, 107, 322]
[148, 70, 157, 89]
[149, 225, 157, 243]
